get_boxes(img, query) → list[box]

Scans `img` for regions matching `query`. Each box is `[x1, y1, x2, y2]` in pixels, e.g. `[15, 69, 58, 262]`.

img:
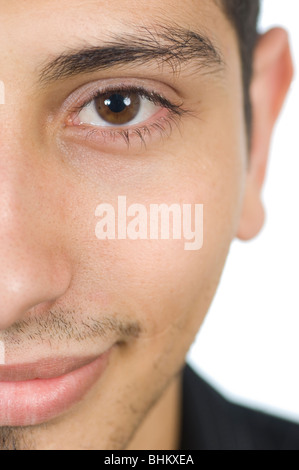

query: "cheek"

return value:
[111, 188, 239, 341]
[70, 160, 243, 344]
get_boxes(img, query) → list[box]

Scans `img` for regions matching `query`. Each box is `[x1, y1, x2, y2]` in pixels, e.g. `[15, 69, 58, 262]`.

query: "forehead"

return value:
[0, 0, 222, 19]
[0, 0, 229, 49]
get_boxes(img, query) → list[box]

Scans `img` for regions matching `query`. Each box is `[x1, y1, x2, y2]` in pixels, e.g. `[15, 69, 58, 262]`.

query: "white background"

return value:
[187, 0, 299, 423]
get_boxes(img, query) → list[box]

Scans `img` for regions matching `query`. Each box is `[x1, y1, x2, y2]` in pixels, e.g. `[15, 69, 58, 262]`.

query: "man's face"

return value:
[0, 0, 248, 449]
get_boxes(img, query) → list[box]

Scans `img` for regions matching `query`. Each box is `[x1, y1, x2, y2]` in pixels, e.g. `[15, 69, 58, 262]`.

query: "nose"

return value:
[0, 152, 72, 330]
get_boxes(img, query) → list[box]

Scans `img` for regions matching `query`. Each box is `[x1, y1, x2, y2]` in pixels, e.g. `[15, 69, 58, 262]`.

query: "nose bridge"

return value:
[0, 134, 71, 331]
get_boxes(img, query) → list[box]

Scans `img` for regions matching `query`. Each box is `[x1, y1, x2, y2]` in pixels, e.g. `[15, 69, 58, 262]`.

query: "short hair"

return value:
[221, 0, 260, 141]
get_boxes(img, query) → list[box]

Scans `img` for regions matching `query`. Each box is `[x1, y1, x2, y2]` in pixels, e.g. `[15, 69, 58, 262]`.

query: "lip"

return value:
[0, 349, 112, 426]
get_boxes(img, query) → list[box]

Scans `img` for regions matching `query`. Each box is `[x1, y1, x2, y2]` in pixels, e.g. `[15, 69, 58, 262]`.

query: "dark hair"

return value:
[222, 0, 260, 141]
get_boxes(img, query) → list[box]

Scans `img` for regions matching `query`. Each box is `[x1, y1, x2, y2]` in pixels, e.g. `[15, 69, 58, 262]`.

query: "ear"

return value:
[237, 28, 294, 241]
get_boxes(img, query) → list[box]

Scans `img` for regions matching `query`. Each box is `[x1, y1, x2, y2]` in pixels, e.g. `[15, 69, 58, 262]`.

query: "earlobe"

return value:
[237, 28, 294, 241]
[237, 176, 265, 241]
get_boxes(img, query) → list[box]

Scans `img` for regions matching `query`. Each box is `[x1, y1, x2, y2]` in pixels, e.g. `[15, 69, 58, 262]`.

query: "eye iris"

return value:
[95, 92, 141, 125]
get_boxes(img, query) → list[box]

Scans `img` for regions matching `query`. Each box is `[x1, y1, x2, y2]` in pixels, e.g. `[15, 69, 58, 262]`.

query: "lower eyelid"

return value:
[64, 109, 180, 151]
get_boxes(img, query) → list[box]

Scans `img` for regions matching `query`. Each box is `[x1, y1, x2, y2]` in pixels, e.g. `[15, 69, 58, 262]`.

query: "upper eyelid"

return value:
[75, 86, 164, 112]
[81, 86, 180, 109]
[57, 76, 186, 125]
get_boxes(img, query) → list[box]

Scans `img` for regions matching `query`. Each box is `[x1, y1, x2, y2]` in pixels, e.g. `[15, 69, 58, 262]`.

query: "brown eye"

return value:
[94, 92, 141, 125]
[77, 88, 161, 129]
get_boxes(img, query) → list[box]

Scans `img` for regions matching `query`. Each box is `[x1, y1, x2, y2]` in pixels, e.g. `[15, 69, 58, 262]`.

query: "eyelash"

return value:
[68, 85, 187, 148]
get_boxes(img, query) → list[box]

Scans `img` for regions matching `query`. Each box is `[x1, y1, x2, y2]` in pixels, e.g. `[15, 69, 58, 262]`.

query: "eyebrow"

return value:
[38, 25, 225, 84]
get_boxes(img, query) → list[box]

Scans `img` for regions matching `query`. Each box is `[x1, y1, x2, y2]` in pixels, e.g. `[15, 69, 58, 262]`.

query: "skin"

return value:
[0, 0, 293, 450]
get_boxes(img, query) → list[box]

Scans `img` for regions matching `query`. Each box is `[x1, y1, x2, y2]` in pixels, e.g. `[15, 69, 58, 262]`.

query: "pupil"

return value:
[105, 94, 129, 113]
